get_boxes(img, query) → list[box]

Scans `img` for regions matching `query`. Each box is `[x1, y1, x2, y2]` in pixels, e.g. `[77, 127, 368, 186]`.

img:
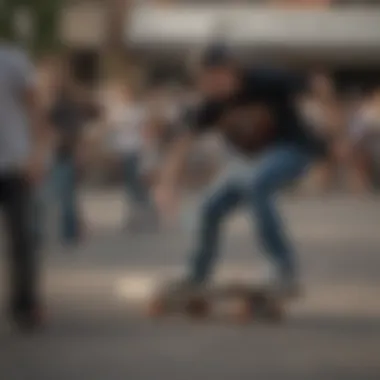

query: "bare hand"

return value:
[24, 154, 46, 186]
[154, 183, 180, 224]
[333, 140, 351, 162]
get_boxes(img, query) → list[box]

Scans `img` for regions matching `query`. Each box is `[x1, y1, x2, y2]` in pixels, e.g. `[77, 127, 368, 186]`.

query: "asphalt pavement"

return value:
[0, 191, 379, 380]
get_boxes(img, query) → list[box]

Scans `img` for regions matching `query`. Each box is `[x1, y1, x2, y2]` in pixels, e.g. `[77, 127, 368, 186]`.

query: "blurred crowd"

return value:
[300, 72, 380, 194]
[33, 61, 380, 245]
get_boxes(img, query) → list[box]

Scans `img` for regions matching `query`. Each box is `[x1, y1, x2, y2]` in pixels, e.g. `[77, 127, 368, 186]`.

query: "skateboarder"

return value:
[155, 45, 327, 297]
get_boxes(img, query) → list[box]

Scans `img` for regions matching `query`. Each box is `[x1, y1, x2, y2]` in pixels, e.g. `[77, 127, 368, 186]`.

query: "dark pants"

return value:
[0, 173, 38, 316]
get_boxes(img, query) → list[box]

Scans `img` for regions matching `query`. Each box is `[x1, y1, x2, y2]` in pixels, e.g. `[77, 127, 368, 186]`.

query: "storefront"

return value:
[60, 1, 106, 86]
[128, 5, 380, 86]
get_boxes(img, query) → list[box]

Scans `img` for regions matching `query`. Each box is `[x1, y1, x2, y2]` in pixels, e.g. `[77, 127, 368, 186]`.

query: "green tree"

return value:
[29, 0, 64, 56]
[0, 0, 19, 41]
[0, 0, 64, 56]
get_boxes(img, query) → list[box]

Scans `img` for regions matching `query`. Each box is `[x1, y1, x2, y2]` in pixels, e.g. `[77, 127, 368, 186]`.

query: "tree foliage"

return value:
[0, 0, 18, 41]
[0, 0, 64, 56]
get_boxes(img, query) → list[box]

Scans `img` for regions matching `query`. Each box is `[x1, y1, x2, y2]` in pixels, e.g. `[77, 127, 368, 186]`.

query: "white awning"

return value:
[61, 2, 107, 48]
[127, 5, 380, 49]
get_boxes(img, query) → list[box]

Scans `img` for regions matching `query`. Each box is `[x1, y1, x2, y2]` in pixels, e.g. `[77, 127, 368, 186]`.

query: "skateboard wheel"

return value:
[147, 298, 167, 317]
[234, 298, 254, 324]
[264, 301, 285, 323]
[185, 298, 209, 318]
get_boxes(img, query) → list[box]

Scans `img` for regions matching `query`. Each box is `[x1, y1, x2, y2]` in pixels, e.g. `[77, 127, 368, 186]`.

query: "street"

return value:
[0, 192, 380, 380]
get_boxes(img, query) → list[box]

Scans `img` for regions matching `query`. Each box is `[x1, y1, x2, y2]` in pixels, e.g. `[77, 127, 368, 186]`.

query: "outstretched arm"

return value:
[158, 101, 217, 189]
[155, 101, 216, 218]
[158, 129, 196, 188]
[155, 129, 196, 220]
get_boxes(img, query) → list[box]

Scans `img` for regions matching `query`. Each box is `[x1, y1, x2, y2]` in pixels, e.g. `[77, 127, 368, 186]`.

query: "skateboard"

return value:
[147, 283, 287, 323]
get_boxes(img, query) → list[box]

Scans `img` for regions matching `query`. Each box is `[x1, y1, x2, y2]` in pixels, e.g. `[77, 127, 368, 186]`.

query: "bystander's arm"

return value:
[24, 78, 53, 184]
[155, 129, 196, 219]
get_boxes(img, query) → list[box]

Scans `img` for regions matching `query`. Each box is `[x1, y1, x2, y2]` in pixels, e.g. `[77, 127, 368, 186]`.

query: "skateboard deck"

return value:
[147, 283, 287, 323]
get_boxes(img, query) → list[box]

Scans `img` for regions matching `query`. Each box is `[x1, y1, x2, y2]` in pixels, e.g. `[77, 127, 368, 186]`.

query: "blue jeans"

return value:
[189, 144, 311, 284]
[123, 152, 155, 217]
[34, 157, 80, 246]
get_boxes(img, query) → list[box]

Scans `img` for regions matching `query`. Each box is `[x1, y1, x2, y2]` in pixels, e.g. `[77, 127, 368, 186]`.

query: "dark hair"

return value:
[200, 43, 232, 69]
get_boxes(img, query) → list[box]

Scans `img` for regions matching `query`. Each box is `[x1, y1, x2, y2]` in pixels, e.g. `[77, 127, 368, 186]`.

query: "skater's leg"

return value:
[189, 181, 243, 284]
[247, 144, 310, 285]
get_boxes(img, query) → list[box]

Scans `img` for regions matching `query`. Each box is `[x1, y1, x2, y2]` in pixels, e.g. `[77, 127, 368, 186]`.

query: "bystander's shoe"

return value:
[10, 306, 46, 333]
[62, 219, 86, 248]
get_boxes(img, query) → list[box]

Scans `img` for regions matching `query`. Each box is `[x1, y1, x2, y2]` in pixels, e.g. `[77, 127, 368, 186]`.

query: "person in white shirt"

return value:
[106, 84, 157, 229]
[0, 42, 49, 330]
[349, 90, 380, 191]
[301, 72, 344, 192]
